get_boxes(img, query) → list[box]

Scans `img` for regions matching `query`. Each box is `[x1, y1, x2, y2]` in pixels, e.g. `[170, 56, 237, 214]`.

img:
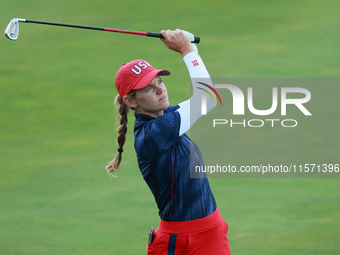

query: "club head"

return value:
[4, 18, 26, 40]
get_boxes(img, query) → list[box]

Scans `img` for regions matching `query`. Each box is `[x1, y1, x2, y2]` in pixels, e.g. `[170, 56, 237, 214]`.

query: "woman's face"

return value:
[132, 75, 169, 118]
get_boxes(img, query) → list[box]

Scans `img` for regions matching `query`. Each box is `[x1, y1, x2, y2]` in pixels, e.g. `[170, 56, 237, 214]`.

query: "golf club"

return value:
[4, 18, 200, 43]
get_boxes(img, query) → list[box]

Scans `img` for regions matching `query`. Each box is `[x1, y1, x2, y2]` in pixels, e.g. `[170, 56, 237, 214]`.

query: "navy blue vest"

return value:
[134, 105, 216, 221]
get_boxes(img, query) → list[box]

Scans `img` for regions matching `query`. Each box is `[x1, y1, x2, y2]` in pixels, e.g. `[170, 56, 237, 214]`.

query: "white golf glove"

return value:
[182, 30, 198, 54]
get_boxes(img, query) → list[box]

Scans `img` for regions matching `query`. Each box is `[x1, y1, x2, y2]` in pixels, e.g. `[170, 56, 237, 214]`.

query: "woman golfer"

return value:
[107, 29, 231, 255]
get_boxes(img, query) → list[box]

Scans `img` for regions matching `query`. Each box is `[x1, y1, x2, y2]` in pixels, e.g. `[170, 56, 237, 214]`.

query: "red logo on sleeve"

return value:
[192, 60, 199, 67]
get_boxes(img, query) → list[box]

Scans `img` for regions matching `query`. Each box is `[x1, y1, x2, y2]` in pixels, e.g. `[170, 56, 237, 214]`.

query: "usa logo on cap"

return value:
[115, 59, 171, 98]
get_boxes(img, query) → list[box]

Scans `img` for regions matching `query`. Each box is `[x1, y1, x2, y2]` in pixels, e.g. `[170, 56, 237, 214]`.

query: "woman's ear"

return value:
[122, 95, 138, 108]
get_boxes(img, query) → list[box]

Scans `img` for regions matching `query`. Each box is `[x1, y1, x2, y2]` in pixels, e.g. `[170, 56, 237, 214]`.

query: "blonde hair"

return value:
[106, 92, 136, 177]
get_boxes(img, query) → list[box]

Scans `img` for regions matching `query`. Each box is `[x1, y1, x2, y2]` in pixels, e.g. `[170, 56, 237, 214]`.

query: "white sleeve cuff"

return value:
[176, 53, 215, 136]
[183, 52, 210, 78]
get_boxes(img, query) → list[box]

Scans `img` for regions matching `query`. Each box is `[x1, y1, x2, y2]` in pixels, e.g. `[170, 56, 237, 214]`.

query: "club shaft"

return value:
[24, 19, 200, 43]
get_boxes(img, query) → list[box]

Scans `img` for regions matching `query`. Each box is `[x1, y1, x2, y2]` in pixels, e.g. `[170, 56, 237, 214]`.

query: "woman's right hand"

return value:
[160, 29, 195, 57]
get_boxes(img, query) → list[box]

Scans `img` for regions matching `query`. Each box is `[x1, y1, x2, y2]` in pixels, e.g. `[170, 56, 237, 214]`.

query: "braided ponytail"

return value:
[106, 95, 130, 177]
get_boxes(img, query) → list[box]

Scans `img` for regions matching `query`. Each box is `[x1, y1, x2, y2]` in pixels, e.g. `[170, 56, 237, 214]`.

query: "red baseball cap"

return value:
[115, 59, 171, 98]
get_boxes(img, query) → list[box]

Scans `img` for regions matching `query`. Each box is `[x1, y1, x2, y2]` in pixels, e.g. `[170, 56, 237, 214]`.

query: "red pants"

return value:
[147, 207, 231, 255]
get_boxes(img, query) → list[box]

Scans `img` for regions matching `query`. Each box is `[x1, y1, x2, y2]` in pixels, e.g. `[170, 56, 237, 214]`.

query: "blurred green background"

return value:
[1, 0, 339, 254]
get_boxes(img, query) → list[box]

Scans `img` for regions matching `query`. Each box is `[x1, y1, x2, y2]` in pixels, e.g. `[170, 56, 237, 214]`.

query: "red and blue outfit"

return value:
[134, 52, 231, 254]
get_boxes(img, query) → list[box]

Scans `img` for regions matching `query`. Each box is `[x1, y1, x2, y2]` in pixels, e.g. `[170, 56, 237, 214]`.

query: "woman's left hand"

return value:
[160, 29, 195, 57]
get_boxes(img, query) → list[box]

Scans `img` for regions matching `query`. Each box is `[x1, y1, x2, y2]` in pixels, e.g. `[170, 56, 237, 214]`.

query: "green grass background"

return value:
[1, 0, 339, 254]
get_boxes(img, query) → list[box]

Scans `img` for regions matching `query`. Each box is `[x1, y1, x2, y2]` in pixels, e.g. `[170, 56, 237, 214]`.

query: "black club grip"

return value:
[147, 32, 200, 44]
